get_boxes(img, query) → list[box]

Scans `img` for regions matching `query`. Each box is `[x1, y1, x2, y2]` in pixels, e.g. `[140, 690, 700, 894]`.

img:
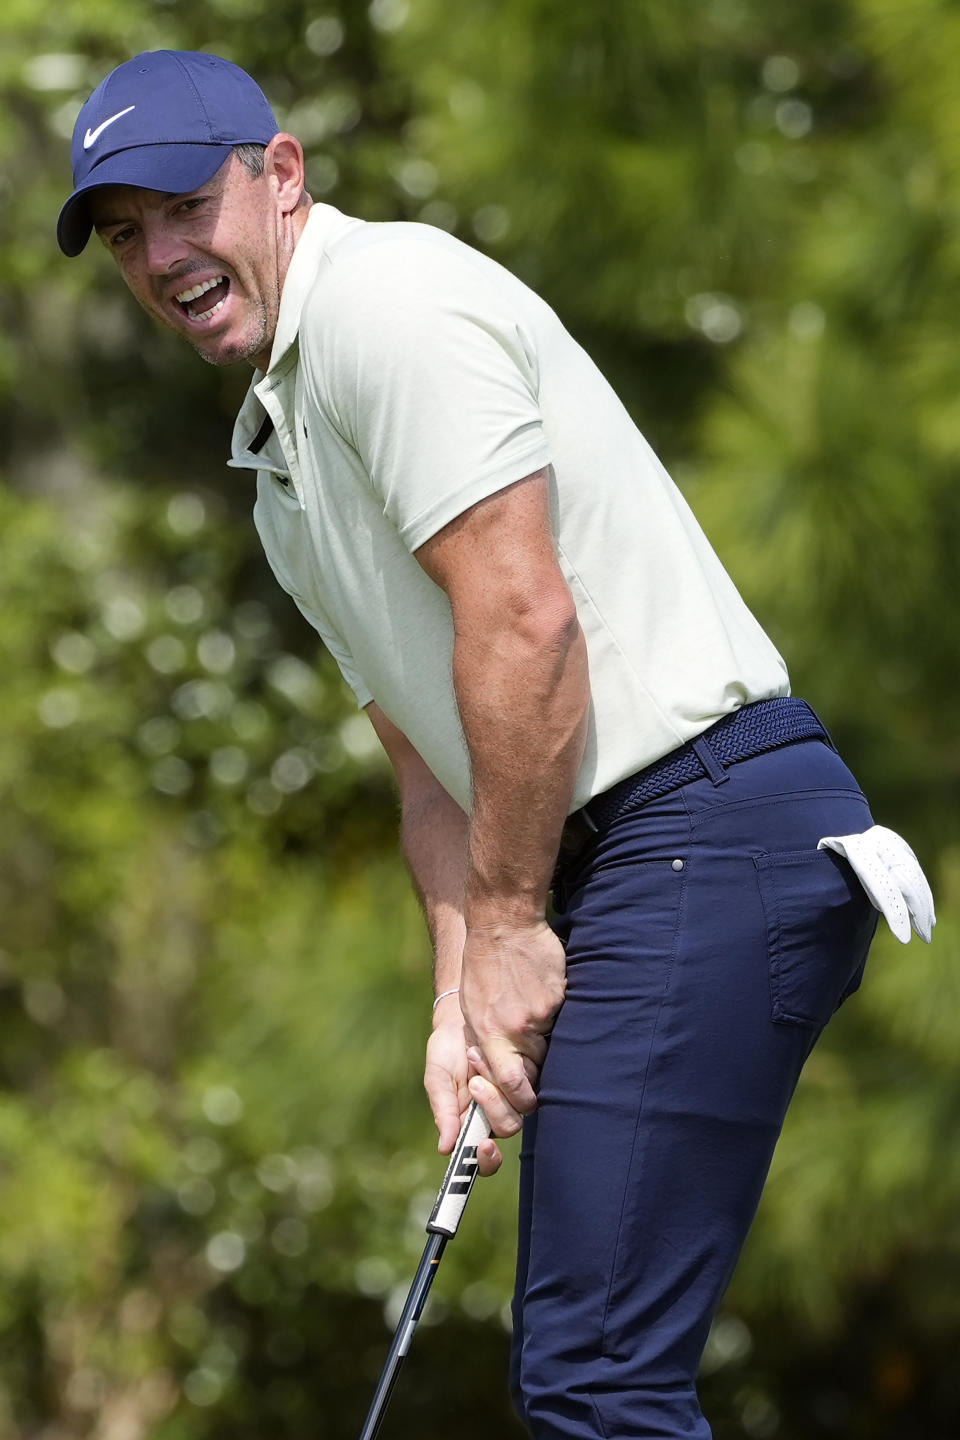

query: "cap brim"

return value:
[57, 143, 235, 256]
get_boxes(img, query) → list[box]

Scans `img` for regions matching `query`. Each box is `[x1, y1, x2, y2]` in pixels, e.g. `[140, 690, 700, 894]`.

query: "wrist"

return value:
[431, 989, 463, 1029]
[464, 870, 546, 929]
[464, 899, 547, 933]
[432, 984, 460, 1011]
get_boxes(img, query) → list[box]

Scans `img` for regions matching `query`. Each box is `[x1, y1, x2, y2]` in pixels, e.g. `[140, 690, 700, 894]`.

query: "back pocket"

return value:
[754, 848, 878, 1028]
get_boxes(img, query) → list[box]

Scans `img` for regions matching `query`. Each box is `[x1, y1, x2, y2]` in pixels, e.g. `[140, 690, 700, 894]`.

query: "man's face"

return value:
[90, 152, 285, 370]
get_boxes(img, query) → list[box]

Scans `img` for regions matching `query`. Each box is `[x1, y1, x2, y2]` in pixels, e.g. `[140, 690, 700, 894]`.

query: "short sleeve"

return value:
[301, 233, 551, 551]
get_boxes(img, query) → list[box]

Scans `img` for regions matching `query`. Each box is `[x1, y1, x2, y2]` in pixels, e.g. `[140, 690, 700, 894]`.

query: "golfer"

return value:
[58, 51, 933, 1439]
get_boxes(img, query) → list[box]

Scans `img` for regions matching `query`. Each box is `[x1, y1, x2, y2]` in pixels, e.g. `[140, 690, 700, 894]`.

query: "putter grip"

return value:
[426, 1101, 491, 1237]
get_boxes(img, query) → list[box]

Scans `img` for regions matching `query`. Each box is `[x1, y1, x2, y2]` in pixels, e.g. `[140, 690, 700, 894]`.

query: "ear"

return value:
[264, 133, 306, 215]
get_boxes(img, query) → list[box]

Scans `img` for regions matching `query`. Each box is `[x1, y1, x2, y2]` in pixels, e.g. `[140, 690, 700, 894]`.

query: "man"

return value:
[58, 51, 933, 1439]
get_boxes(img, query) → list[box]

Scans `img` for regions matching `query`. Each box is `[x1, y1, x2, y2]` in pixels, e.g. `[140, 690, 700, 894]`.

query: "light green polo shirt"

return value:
[229, 203, 789, 813]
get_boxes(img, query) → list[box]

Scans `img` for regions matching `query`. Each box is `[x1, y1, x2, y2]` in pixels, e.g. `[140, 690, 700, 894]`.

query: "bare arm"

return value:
[366, 702, 468, 989]
[365, 702, 501, 1173]
[415, 468, 591, 1128]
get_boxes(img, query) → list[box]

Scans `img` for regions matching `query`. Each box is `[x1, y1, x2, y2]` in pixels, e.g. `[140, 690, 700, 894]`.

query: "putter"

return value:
[358, 1100, 492, 1440]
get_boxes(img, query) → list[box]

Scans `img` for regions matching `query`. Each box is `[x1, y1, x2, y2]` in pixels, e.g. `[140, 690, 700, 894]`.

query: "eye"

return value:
[109, 226, 137, 247]
[174, 197, 206, 215]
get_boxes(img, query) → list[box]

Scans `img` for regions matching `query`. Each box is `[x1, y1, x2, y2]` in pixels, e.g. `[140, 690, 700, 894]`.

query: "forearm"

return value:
[400, 779, 469, 995]
[456, 599, 590, 926]
[364, 700, 503, 1163]
[412, 471, 588, 1125]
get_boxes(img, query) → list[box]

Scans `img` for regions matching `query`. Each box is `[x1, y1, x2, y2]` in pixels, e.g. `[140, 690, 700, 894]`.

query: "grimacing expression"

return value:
[90, 152, 286, 369]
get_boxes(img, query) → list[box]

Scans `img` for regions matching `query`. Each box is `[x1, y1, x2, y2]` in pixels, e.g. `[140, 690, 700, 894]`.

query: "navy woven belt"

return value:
[556, 697, 830, 874]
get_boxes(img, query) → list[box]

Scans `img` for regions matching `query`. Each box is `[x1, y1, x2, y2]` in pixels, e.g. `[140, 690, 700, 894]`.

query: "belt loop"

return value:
[804, 701, 839, 754]
[692, 734, 729, 787]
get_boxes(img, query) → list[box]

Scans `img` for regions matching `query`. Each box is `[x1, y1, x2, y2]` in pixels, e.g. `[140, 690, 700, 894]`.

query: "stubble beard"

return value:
[189, 294, 273, 368]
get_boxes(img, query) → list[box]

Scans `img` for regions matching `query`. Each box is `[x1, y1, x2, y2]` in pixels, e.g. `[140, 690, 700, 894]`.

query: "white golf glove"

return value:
[817, 825, 935, 944]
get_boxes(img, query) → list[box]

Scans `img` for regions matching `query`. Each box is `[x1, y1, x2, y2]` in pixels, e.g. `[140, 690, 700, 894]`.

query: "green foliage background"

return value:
[0, 2, 957, 1437]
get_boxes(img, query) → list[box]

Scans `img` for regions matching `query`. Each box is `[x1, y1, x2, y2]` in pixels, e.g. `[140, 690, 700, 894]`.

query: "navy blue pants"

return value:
[511, 735, 878, 1437]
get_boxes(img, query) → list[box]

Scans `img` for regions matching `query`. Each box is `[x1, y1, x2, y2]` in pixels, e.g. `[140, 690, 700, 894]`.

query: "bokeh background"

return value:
[1, 1, 958, 1436]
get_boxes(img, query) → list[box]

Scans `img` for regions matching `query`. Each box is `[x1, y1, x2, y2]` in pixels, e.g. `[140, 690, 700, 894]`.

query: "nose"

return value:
[141, 216, 190, 275]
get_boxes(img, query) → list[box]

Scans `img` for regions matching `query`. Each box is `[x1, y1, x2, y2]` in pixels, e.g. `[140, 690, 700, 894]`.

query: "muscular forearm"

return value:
[401, 780, 501, 1165]
[400, 780, 468, 994]
[442, 602, 587, 1128]
[411, 471, 590, 1127]
[364, 699, 508, 1166]
[456, 597, 590, 926]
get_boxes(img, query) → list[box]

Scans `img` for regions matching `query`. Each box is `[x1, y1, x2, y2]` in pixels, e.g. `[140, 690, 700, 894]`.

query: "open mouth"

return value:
[174, 275, 231, 324]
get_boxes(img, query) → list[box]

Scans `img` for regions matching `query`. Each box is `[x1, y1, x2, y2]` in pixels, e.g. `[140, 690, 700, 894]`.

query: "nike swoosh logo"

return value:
[83, 105, 136, 150]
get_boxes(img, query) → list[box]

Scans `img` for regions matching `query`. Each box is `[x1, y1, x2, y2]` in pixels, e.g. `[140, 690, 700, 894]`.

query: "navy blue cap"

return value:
[58, 50, 279, 256]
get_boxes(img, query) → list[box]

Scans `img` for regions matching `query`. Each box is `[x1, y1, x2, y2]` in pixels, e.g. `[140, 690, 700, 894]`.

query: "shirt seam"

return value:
[397, 437, 551, 551]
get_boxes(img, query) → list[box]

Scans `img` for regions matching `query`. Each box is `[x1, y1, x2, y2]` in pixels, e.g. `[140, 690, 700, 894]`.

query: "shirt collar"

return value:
[229, 202, 361, 466]
[265, 201, 361, 372]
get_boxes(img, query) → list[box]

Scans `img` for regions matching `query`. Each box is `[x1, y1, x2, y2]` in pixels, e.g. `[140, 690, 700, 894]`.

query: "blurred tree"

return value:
[0, 1, 957, 1438]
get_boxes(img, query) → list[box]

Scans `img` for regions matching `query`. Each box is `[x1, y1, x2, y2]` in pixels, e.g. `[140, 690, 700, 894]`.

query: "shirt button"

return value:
[671, 859, 685, 872]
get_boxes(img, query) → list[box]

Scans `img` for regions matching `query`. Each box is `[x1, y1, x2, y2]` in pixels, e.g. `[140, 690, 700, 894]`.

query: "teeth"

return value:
[187, 297, 226, 324]
[175, 275, 225, 304]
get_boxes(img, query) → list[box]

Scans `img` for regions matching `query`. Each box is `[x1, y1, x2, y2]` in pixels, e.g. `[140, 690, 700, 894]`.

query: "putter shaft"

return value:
[357, 1102, 491, 1440]
[358, 1232, 446, 1440]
